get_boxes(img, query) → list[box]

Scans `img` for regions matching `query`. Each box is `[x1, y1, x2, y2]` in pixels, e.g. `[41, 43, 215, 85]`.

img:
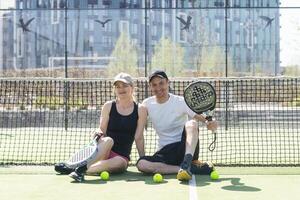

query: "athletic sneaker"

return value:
[69, 171, 84, 182]
[54, 163, 74, 175]
[69, 165, 87, 182]
[177, 168, 192, 181]
[177, 160, 215, 181]
[177, 154, 193, 181]
[190, 160, 214, 175]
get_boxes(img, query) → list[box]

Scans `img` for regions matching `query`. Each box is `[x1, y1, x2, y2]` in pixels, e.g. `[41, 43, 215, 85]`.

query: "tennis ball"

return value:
[153, 173, 163, 183]
[100, 171, 110, 181]
[210, 170, 219, 180]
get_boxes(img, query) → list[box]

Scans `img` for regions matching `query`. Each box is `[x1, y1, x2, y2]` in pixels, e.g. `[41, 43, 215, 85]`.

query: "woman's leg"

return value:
[87, 136, 114, 167]
[87, 156, 128, 174]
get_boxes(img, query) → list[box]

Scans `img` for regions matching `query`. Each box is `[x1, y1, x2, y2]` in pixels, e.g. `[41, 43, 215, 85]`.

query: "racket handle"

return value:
[93, 131, 103, 141]
[94, 134, 100, 141]
[92, 133, 102, 145]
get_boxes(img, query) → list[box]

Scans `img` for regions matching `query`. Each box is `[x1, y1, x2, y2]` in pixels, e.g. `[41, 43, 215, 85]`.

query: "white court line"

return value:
[189, 175, 198, 200]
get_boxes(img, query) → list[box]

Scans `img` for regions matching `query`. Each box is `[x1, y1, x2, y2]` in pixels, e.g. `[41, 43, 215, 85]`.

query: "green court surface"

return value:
[1, 166, 300, 200]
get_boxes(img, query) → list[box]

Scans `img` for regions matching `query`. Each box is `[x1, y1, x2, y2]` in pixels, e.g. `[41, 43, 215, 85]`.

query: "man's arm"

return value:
[134, 104, 147, 157]
[193, 113, 207, 123]
[193, 113, 218, 131]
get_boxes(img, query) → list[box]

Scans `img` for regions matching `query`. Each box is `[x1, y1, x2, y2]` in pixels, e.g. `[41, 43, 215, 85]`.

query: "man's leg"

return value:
[177, 120, 199, 181]
[136, 141, 184, 174]
[137, 159, 180, 174]
[184, 119, 199, 155]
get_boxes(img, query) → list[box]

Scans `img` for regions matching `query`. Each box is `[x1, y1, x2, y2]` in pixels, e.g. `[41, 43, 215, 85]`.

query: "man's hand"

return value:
[206, 120, 218, 132]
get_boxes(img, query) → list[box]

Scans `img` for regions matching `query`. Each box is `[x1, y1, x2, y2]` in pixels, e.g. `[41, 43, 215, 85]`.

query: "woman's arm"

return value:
[99, 101, 112, 136]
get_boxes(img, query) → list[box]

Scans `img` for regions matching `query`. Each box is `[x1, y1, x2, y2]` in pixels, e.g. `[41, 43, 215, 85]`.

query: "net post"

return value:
[63, 80, 69, 131]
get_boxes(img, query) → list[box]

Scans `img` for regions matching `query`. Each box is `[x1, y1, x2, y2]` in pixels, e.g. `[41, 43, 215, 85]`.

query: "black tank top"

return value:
[106, 101, 138, 160]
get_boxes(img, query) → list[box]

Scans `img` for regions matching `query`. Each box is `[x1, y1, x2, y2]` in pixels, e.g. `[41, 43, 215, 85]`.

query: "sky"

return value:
[280, 1, 300, 66]
[0, 1, 15, 9]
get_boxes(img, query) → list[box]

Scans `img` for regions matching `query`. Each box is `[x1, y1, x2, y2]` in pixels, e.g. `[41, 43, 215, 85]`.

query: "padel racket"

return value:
[65, 132, 101, 168]
[184, 81, 217, 151]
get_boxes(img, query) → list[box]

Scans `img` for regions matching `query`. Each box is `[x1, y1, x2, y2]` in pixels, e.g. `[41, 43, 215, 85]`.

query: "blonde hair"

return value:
[113, 82, 136, 102]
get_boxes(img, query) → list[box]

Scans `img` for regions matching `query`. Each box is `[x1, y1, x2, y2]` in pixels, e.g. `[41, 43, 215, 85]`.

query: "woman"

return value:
[55, 73, 146, 182]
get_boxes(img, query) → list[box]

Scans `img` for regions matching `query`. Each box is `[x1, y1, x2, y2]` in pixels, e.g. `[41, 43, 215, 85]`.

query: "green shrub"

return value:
[35, 96, 64, 110]
[34, 96, 88, 110]
[288, 96, 300, 107]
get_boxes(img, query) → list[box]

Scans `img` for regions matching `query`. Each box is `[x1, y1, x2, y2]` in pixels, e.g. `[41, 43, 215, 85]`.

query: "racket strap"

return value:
[205, 116, 216, 152]
[208, 133, 217, 152]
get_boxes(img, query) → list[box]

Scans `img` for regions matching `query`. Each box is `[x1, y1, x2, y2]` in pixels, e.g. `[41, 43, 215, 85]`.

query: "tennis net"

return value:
[0, 78, 299, 166]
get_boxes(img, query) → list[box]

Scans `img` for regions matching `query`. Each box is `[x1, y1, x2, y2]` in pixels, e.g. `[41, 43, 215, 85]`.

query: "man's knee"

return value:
[136, 159, 153, 173]
[185, 120, 199, 133]
[136, 159, 147, 172]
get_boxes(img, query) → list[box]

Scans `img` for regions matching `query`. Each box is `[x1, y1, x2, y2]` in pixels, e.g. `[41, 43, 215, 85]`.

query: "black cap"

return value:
[149, 70, 168, 82]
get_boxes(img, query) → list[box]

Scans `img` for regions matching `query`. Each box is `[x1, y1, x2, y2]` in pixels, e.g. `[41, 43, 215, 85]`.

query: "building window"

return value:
[132, 38, 138, 45]
[103, 9, 109, 17]
[246, 29, 253, 49]
[102, 0, 111, 6]
[37, 0, 42, 8]
[59, 0, 66, 8]
[216, 19, 221, 28]
[51, 0, 59, 24]
[74, 0, 80, 8]
[132, 23, 138, 35]
[152, 25, 157, 37]
[89, 36, 94, 46]
[165, 13, 170, 22]
[89, 20, 94, 31]
[88, 0, 98, 5]
[236, 32, 240, 45]
[178, 13, 187, 43]
[19, 0, 24, 9]
[102, 36, 112, 47]
[17, 29, 23, 58]
[216, 32, 220, 41]
[104, 21, 112, 32]
[119, 20, 129, 35]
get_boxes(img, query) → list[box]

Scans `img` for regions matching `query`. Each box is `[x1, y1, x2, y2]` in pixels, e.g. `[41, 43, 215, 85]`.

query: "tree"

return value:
[107, 32, 139, 77]
[192, 29, 231, 76]
[194, 43, 224, 76]
[151, 37, 185, 77]
[282, 65, 300, 76]
[192, 16, 234, 77]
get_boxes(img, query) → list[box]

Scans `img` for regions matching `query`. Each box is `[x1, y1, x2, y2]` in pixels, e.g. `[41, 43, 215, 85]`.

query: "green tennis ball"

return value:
[100, 171, 110, 181]
[210, 170, 219, 180]
[153, 173, 163, 183]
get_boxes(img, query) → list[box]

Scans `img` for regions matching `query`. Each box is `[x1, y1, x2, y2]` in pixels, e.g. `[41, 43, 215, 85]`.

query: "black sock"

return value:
[181, 154, 193, 169]
[76, 165, 87, 174]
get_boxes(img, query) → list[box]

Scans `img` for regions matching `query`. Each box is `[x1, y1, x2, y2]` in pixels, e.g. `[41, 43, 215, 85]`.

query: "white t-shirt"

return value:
[143, 93, 196, 150]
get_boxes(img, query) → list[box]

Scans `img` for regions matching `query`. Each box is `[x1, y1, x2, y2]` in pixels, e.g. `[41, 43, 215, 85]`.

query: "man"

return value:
[136, 70, 218, 181]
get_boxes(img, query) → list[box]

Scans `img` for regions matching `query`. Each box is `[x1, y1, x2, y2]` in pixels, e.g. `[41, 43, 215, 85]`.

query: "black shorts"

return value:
[138, 129, 199, 165]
